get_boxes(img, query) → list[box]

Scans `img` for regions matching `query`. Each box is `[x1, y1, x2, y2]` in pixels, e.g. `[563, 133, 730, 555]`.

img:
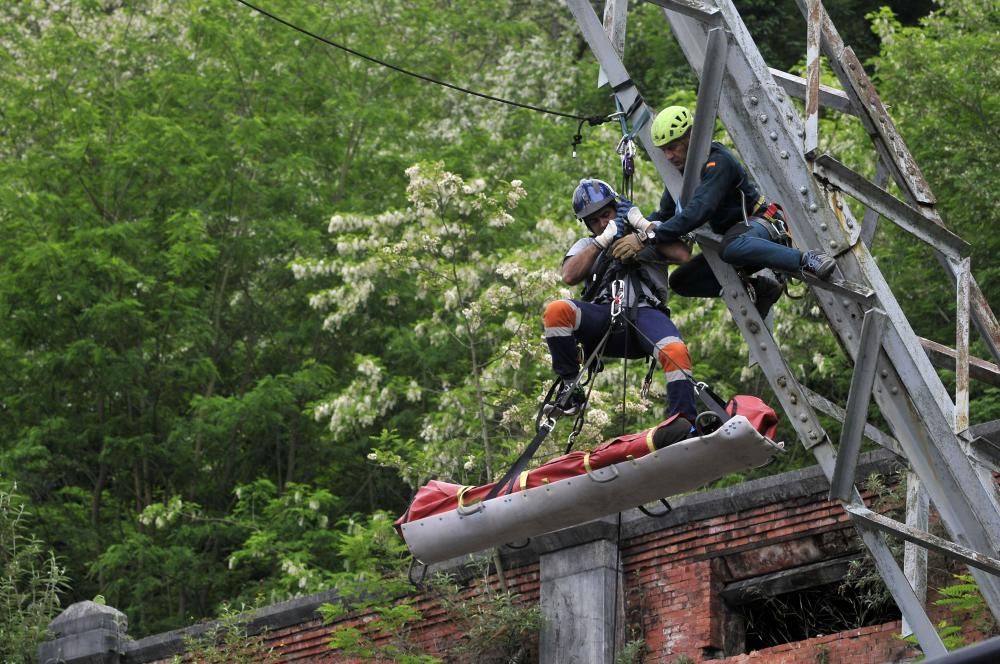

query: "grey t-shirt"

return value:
[564, 237, 657, 308]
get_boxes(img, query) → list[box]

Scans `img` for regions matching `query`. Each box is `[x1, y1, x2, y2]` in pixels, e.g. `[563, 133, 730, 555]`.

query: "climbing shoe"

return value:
[751, 275, 783, 319]
[800, 250, 836, 280]
[542, 382, 586, 417]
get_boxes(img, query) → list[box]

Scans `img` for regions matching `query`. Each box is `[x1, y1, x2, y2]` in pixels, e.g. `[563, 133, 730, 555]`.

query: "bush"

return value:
[0, 485, 69, 663]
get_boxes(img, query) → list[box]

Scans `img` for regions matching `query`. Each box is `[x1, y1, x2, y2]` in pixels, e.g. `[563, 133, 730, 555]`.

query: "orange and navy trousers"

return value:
[542, 299, 696, 422]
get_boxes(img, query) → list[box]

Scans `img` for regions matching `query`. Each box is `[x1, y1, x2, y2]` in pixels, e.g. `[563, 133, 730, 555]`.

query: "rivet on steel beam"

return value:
[842, 300, 851, 307]
[907, 166, 916, 175]
[759, 114, 768, 123]
[750, 96, 759, 105]
[800, 187, 808, 195]
[847, 220, 854, 228]
[860, 80, 867, 88]
[891, 387, 899, 395]
[829, 240, 838, 248]
[820, 223, 828, 231]
[780, 151, 789, 159]
[799, 413, 809, 422]
[836, 202, 843, 209]
[880, 370, 889, 378]
[769, 132, 778, 140]
[849, 62, 856, 69]
[846, 333, 853, 340]
[777, 376, 787, 387]
[797, 129, 805, 137]
[809, 203, 818, 211]
[759, 343, 767, 351]
[789, 394, 798, 404]
[808, 431, 818, 440]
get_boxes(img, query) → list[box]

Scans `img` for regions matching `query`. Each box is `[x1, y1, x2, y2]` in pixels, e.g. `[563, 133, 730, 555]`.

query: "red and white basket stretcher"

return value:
[395, 397, 784, 565]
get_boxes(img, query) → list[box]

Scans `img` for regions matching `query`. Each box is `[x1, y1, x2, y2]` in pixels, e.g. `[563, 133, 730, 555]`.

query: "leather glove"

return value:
[626, 207, 654, 236]
[610, 234, 645, 261]
[593, 217, 625, 250]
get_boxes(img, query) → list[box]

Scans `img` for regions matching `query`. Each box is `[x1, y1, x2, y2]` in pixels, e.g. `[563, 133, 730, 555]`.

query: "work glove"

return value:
[615, 197, 634, 221]
[626, 207, 655, 236]
[593, 217, 625, 250]
[610, 233, 645, 262]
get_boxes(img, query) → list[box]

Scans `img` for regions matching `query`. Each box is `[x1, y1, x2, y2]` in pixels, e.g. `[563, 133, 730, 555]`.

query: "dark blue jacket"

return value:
[650, 142, 763, 241]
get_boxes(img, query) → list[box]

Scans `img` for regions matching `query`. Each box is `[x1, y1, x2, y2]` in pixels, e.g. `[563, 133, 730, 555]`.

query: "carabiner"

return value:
[610, 279, 625, 319]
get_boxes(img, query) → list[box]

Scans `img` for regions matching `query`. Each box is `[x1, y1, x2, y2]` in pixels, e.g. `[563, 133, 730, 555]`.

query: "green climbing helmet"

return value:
[651, 106, 693, 146]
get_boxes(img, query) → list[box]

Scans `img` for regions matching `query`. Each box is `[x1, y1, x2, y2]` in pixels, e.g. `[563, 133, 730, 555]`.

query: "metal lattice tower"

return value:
[566, 0, 1000, 656]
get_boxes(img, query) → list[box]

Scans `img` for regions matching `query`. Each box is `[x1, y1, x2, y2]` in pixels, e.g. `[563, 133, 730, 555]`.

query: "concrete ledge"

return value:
[38, 629, 125, 664]
[123, 589, 345, 661]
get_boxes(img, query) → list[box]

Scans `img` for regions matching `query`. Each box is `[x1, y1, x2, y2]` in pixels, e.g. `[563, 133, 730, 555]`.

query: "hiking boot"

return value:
[542, 382, 586, 417]
[751, 275, 783, 319]
[800, 250, 836, 280]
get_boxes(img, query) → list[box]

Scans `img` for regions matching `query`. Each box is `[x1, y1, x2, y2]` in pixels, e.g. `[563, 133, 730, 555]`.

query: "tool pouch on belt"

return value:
[720, 203, 792, 256]
[759, 203, 792, 247]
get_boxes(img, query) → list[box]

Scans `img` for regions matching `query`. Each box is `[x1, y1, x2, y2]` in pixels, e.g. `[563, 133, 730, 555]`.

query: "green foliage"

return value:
[867, 0, 1000, 361]
[428, 570, 543, 662]
[0, 0, 990, 645]
[319, 511, 436, 661]
[0, 485, 68, 664]
[617, 638, 649, 664]
[173, 600, 278, 664]
[317, 514, 540, 662]
[901, 573, 999, 652]
[324, 567, 543, 663]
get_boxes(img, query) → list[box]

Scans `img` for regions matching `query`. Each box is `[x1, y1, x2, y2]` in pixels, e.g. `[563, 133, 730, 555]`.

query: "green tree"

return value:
[866, 0, 999, 413]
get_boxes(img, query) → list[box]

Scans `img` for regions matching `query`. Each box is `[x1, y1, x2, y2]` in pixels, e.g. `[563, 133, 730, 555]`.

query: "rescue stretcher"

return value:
[396, 412, 783, 565]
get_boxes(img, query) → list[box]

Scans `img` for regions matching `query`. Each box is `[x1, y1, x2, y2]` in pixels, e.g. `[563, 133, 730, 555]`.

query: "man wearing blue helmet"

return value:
[541, 178, 697, 423]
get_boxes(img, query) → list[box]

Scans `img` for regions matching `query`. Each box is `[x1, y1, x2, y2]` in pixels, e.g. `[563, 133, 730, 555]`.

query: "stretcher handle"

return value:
[583, 452, 618, 484]
[455, 486, 485, 516]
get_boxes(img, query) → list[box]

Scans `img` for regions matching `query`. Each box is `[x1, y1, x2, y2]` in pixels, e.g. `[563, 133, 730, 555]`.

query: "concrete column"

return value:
[37, 600, 128, 664]
[539, 536, 624, 663]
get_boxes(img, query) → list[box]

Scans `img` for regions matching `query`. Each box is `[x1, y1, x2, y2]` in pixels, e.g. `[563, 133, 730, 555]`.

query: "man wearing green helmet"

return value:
[622, 105, 837, 317]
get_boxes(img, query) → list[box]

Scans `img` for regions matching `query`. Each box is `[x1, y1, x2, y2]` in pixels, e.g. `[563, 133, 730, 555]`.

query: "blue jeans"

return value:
[720, 221, 803, 272]
[669, 221, 802, 297]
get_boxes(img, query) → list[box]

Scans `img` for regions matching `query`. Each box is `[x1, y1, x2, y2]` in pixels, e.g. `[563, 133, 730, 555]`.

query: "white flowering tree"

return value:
[297, 162, 575, 487]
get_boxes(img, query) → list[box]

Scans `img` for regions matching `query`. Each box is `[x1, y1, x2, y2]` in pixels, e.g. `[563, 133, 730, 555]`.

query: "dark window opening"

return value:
[736, 580, 901, 651]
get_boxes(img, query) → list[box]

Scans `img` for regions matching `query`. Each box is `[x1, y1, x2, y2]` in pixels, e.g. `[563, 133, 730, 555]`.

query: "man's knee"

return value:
[657, 339, 693, 374]
[543, 299, 578, 331]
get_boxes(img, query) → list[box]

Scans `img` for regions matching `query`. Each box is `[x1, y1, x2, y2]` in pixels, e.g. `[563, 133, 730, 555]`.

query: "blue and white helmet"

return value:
[572, 178, 617, 221]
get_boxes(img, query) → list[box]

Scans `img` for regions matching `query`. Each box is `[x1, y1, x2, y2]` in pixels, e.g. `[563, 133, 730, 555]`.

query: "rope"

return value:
[233, 0, 600, 123]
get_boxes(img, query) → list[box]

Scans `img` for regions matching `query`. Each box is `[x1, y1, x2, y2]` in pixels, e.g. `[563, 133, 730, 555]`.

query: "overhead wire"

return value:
[232, 0, 609, 125]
